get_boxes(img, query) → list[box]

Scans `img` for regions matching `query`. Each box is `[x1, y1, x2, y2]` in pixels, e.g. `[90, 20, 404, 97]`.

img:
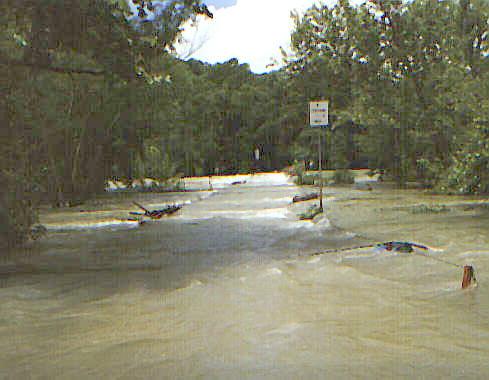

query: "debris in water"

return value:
[376, 241, 429, 253]
[462, 265, 477, 289]
[308, 241, 479, 291]
[130, 201, 182, 219]
[299, 205, 323, 220]
[29, 224, 48, 240]
[292, 192, 319, 203]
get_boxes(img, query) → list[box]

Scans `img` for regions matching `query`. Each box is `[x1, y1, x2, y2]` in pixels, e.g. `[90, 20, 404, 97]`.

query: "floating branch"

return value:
[292, 192, 319, 203]
[130, 201, 182, 219]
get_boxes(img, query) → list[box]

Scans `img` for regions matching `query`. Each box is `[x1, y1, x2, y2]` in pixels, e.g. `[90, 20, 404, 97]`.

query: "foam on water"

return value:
[246, 172, 291, 187]
[207, 207, 289, 220]
[44, 219, 140, 231]
[265, 267, 283, 276]
[338, 249, 389, 262]
[266, 322, 302, 335]
[314, 216, 331, 228]
[183, 174, 250, 190]
[307, 256, 321, 264]
[458, 250, 489, 258]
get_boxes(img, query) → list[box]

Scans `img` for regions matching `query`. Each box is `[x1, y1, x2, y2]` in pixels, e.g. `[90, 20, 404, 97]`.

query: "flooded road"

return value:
[1, 173, 489, 379]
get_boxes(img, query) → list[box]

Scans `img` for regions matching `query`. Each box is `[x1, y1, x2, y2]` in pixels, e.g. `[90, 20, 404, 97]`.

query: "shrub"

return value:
[409, 204, 451, 214]
[333, 169, 355, 184]
[299, 204, 323, 220]
[441, 153, 489, 194]
[293, 160, 317, 185]
[416, 158, 444, 188]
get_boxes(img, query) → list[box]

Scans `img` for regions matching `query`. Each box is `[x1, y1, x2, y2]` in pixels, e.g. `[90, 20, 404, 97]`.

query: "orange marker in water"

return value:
[462, 265, 476, 289]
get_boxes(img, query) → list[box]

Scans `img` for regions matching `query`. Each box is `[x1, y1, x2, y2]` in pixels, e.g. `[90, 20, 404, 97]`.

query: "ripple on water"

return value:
[44, 219, 140, 232]
[266, 322, 302, 335]
[265, 267, 283, 276]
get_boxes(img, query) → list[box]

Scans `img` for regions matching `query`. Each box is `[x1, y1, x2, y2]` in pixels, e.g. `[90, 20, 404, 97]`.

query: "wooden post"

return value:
[462, 265, 475, 289]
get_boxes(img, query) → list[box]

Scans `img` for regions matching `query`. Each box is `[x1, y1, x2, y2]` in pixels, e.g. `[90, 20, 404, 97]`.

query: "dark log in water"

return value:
[292, 192, 319, 203]
[131, 201, 182, 219]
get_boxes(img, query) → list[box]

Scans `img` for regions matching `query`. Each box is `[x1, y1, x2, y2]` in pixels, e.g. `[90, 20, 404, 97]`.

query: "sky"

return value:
[175, 0, 328, 73]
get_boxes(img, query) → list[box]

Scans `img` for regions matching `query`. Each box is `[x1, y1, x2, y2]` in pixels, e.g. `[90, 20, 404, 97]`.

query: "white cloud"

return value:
[175, 0, 329, 73]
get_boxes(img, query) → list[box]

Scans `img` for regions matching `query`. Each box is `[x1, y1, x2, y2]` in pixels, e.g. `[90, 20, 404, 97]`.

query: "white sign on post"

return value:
[309, 101, 329, 127]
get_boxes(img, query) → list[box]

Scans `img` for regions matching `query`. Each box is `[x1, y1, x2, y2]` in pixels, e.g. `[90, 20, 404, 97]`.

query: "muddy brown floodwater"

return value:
[1, 172, 488, 379]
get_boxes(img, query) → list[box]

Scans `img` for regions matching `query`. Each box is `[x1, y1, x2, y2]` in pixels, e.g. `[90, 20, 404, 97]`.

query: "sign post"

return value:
[309, 101, 329, 212]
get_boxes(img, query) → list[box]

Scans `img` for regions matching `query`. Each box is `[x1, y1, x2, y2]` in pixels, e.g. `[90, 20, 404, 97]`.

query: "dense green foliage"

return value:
[1, 0, 489, 248]
[0, 0, 216, 247]
[286, 0, 489, 190]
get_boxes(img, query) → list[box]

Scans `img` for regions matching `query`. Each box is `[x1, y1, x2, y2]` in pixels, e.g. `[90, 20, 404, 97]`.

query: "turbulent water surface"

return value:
[1, 173, 489, 379]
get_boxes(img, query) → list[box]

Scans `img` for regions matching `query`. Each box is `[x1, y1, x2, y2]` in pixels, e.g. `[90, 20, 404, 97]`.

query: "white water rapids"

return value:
[1, 173, 488, 379]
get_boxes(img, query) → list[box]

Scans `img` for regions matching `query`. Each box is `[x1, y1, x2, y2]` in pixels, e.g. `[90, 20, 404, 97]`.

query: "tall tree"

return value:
[0, 0, 212, 248]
